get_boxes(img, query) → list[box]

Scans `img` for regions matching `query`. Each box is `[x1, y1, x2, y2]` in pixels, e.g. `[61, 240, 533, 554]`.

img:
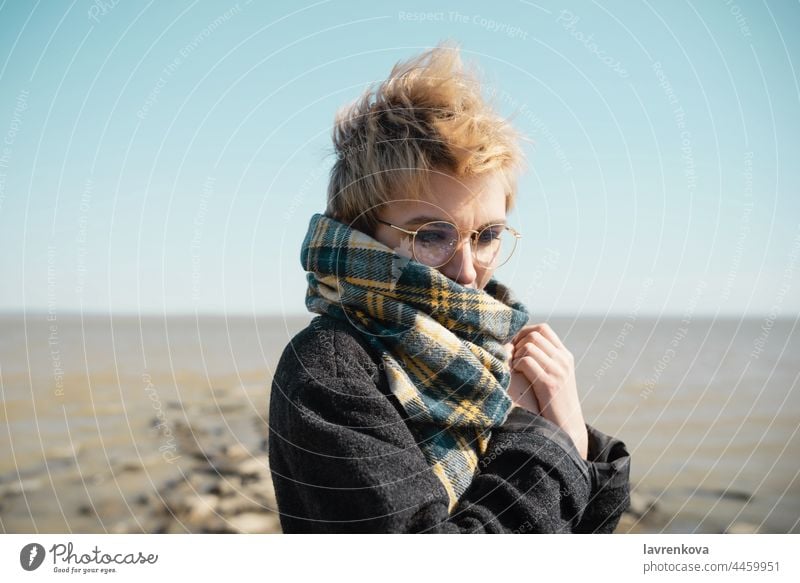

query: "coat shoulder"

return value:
[272, 314, 385, 390]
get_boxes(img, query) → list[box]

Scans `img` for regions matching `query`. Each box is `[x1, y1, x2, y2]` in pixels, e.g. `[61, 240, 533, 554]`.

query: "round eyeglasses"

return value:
[375, 218, 522, 268]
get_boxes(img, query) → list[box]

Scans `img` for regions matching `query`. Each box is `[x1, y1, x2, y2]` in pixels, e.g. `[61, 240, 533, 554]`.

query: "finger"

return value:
[516, 332, 558, 360]
[513, 343, 553, 374]
[511, 326, 530, 346]
[511, 324, 539, 346]
[511, 354, 547, 386]
[511, 356, 555, 410]
[512, 334, 541, 357]
[535, 323, 566, 350]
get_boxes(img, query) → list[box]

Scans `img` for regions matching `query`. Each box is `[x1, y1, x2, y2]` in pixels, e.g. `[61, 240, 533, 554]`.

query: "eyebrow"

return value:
[403, 215, 507, 230]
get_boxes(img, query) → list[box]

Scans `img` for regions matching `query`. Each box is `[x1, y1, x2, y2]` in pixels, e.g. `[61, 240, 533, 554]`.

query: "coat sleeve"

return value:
[495, 406, 632, 533]
[268, 366, 626, 533]
[576, 422, 633, 533]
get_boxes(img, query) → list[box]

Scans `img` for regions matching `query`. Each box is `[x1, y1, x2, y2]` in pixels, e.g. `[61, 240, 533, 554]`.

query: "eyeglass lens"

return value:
[412, 221, 516, 268]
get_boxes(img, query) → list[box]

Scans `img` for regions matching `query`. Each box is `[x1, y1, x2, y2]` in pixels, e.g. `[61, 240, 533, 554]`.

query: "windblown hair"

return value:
[325, 41, 525, 236]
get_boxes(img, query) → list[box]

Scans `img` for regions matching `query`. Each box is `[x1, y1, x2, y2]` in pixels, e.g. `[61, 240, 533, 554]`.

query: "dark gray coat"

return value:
[268, 314, 631, 533]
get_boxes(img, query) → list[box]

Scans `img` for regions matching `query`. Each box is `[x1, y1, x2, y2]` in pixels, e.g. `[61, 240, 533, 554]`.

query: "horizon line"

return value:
[0, 309, 794, 321]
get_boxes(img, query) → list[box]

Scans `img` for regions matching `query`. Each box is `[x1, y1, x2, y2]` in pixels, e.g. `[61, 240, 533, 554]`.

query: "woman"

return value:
[268, 43, 631, 533]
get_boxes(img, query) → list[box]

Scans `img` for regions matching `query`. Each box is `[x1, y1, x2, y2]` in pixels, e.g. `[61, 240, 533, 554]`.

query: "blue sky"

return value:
[1, 0, 798, 317]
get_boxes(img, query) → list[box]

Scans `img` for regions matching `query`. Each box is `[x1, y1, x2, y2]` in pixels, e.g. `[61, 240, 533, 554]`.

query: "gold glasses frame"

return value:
[375, 218, 522, 268]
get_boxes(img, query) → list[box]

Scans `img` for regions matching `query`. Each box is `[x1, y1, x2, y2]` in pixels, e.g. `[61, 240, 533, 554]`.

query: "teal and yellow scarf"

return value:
[300, 212, 530, 512]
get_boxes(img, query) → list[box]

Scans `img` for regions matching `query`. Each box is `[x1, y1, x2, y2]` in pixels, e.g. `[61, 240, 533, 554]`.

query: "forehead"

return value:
[392, 171, 507, 224]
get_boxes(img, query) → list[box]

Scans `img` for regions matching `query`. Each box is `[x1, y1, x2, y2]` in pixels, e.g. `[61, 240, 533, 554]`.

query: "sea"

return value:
[1, 312, 798, 533]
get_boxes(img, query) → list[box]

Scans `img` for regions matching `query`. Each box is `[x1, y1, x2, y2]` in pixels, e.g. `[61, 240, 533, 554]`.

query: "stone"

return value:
[187, 471, 219, 495]
[627, 491, 658, 518]
[216, 491, 257, 516]
[183, 494, 220, 526]
[133, 493, 150, 506]
[215, 401, 247, 414]
[110, 518, 144, 534]
[222, 443, 250, 461]
[208, 476, 241, 497]
[724, 521, 760, 534]
[237, 457, 269, 479]
[47, 444, 82, 461]
[226, 512, 280, 534]
[165, 520, 189, 534]
[0, 478, 42, 497]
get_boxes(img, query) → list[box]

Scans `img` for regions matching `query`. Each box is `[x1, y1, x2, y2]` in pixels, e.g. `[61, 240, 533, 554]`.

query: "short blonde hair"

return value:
[325, 41, 524, 236]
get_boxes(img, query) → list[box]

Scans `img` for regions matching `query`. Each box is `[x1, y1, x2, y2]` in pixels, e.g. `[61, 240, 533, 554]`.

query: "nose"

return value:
[440, 237, 478, 287]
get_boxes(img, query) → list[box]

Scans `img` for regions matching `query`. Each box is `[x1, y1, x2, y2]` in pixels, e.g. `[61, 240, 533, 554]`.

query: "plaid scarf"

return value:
[300, 212, 530, 511]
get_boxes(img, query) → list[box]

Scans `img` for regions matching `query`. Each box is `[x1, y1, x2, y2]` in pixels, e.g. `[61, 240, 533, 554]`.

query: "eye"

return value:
[416, 223, 458, 247]
[417, 229, 448, 245]
[477, 227, 503, 245]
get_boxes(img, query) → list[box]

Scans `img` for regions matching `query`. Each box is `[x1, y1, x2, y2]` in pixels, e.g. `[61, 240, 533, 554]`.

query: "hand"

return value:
[504, 351, 540, 415]
[508, 323, 588, 460]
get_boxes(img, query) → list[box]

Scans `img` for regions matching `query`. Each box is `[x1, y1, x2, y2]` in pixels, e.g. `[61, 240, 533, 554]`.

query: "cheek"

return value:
[374, 226, 407, 254]
[377, 231, 396, 250]
[477, 265, 495, 289]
